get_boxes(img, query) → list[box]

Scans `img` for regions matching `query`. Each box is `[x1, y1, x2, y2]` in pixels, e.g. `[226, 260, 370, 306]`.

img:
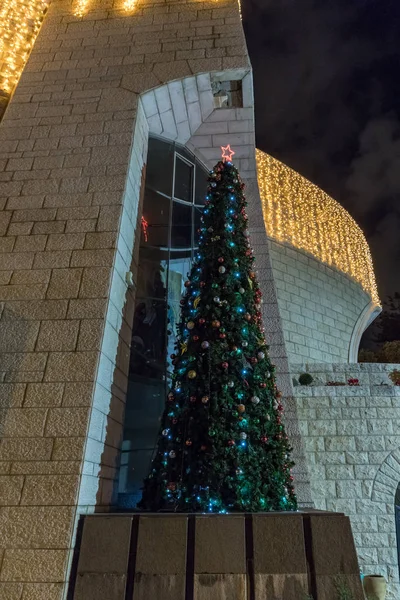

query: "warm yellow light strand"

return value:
[72, 0, 90, 18]
[0, 0, 48, 96]
[256, 149, 380, 306]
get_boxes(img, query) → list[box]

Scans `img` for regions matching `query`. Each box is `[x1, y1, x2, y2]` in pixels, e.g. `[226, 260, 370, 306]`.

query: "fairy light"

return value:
[256, 149, 380, 306]
[141, 216, 149, 242]
[123, 0, 136, 11]
[0, 0, 48, 99]
[72, 0, 90, 17]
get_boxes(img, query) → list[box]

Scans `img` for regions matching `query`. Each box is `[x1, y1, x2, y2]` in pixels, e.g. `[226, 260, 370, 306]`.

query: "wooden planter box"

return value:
[69, 511, 364, 600]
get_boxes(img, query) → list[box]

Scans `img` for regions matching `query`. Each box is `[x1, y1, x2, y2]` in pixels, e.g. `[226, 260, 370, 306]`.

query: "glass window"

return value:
[118, 136, 208, 508]
[171, 201, 192, 249]
[174, 154, 194, 203]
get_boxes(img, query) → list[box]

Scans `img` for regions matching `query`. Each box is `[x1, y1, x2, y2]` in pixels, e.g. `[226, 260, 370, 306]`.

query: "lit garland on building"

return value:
[256, 149, 380, 306]
[0, 0, 48, 98]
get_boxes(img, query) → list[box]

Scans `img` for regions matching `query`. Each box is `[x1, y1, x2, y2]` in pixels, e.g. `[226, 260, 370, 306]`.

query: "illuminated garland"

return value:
[0, 0, 48, 97]
[256, 149, 380, 306]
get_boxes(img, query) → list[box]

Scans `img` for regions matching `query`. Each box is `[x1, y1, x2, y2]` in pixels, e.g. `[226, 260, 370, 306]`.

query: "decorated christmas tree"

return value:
[139, 146, 297, 513]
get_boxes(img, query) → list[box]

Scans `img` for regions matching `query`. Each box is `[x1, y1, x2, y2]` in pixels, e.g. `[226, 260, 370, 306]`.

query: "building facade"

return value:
[0, 0, 398, 598]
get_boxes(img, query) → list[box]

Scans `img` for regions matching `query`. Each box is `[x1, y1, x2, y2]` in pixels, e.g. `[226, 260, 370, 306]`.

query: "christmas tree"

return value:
[139, 147, 297, 513]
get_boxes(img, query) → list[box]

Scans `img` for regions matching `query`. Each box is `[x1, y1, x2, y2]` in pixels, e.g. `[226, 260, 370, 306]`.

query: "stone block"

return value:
[21, 583, 63, 600]
[67, 298, 107, 319]
[0, 583, 23, 599]
[21, 474, 79, 506]
[74, 573, 126, 600]
[135, 516, 187, 575]
[78, 516, 132, 574]
[36, 320, 79, 352]
[77, 320, 104, 352]
[195, 516, 245, 574]
[253, 514, 306, 574]
[51, 437, 86, 461]
[45, 408, 89, 437]
[24, 383, 64, 407]
[0, 438, 53, 461]
[0, 408, 47, 437]
[47, 268, 82, 299]
[0, 475, 24, 505]
[44, 352, 98, 382]
[0, 384, 26, 408]
[194, 574, 247, 600]
[0, 506, 73, 549]
[0, 549, 67, 582]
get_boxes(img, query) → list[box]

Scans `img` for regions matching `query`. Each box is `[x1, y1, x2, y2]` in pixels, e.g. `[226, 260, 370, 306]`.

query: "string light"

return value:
[0, 0, 48, 98]
[123, 0, 136, 12]
[256, 149, 380, 306]
[72, 0, 90, 17]
[141, 216, 149, 242]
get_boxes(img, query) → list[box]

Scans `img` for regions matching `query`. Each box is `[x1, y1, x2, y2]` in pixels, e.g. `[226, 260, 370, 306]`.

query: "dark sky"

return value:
[242, 0, 400, 302]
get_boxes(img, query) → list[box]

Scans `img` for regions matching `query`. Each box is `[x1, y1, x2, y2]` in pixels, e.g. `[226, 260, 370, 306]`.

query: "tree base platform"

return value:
[69, 510, 364, 600]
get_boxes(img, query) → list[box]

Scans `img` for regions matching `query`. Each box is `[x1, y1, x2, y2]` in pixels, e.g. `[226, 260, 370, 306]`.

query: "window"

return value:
[118, 136, 209, 508]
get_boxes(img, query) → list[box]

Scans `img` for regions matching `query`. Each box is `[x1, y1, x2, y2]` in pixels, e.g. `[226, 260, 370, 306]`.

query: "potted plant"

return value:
[363, 574, 387, 600]
[299, 373, 313, 386]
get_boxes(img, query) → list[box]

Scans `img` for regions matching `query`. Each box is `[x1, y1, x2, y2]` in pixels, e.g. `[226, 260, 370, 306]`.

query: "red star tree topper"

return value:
[221, 144, 235, 162]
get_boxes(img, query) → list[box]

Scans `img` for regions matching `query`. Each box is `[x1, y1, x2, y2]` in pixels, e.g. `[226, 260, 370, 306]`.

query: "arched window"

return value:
[118, 136, 209, 508]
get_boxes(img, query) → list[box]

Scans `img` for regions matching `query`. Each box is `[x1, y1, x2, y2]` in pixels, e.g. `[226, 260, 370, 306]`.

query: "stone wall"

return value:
[0, 0, 259, 596]
[269, 239, 376, 364]
[292, 362, 400, 600]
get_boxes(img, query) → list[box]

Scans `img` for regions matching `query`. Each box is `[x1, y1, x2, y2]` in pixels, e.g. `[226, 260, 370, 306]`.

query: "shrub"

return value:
[389, 369, 400, 385]
[299, 373, 313, 386]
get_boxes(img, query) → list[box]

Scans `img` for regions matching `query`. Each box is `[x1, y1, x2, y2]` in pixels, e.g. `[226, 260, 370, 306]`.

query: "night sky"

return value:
[242, 0, 400, 302]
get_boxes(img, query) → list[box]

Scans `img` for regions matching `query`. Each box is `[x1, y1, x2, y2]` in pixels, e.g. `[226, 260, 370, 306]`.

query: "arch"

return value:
[349, 300, 382, 362]
[371, 449, 400, 506]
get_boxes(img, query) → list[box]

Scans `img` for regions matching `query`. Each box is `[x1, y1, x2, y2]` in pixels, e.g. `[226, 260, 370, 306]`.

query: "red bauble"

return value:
[185, 439, 192, 446]
[259, 383, 267, 389]
[221, 361, 229, 369]
[261, 436, 268, 444]
[228, 440, 235, 446]
[184, 281, 191, 288]
[193, 335, 199, 341]
[218, 257, 224, 263]
[276, 391, 282, 399]
[212, 320, 221, 328]
[172, 418, 178, 424]
[278, 404, 284, 412]
[201, 445, 207, 451]
[190, 395, 196, 403]
[170, 354, 176, 360]
[200, 281, 206, 287]
[244, 313, 251, 321]
[168, 393, 174, 401]
[180, 299, 185, 306]
[199, 318, 206, 325]
[219, 333, 226, 339]
[245, 250, 252, 256]
[250, 357, 258, 365]
[231, 346, 238, 351]
[167, 482, 176, 491]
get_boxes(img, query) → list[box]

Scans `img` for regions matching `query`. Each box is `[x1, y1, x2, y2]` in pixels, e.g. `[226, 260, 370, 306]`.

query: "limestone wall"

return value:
[268, 239, 378, 364]
[0, 0, 257, 596]
[292, 362, 400, 600]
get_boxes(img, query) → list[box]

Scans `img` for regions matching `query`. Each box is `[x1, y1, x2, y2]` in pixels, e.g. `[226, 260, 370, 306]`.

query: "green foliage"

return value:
[139, 160, 297, 513]
[299, 373, 313, 386]
[359, 341, 400, 364]
[334, 575, 355, 600]
[389, 369, 400, 384]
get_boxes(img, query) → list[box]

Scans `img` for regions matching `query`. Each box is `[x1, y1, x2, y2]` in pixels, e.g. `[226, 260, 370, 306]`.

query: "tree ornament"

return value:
[218, 257, 224, 263]
[201, 341, 210, 349]
[188, 370, 197, 379]
[200, 281, 206, 287]
[250, 357, 258, 365]
[242, 341, 248, 347]
[211, 182, 217, 187]
[180, 299, 185, 306]
[221, 361, 229, 369]
[228, 380, 234, 388]
[218, 266, 226, 274]
[244, 313, 251, 321]
[187, 321, 195, 330]
[261, 436, 268, 444]
[184, 281, 191, 288]
[213, 296, 221, 303]
[212, 320, 221, 328]
[239, 287, 245, 294]
[257, 352, 265, 360]
[169, 451, 176, 458]
[238, 404, 246, 413]
[167, 482, 176, 491]
[219, 333, 226, 339]
[170, 354, 176, 360]
[185, 439, 192, 446]
[168, 392, 174, 401]
[162, 429, 169, 436]
[172, 418, 178, 424]
[190, 395, 197, 403]
[228, 440, 235, 446]
[201, 445, 207, 451]
[251, 396, 260, 405]
[198, 318, 206, 325]
[201, 395, 209, 404]
[259, 383, 267, 389]
[240, 432, 247, 440]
